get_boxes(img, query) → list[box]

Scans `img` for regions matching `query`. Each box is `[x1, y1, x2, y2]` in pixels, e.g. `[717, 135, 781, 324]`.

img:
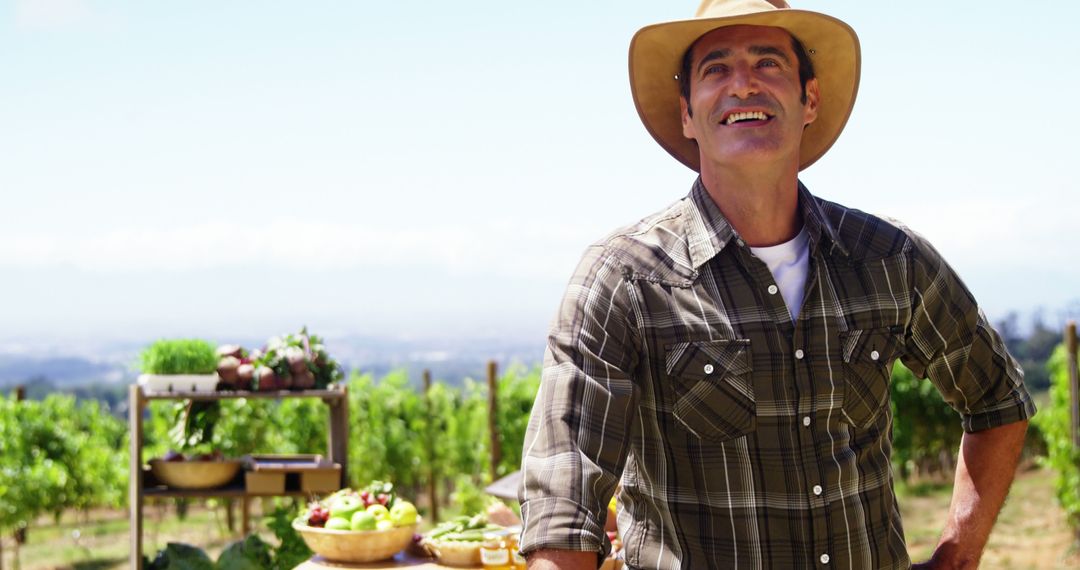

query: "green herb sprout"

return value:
[139, 339, 219, 375]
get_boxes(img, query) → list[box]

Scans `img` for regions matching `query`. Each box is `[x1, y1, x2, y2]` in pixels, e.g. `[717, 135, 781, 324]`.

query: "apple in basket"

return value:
[294, 483, 421, 563]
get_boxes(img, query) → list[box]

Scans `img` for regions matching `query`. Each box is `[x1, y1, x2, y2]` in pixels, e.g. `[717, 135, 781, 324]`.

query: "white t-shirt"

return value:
[749, 226, 810, 322]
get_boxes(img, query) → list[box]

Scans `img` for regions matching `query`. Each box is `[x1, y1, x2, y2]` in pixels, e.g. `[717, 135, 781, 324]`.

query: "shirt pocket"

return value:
[839, 326, 904, 428]
[664, 339, 755, 443]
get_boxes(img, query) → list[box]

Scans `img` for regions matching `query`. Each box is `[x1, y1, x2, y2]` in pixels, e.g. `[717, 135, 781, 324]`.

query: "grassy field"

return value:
[3, 467, 1078, 569]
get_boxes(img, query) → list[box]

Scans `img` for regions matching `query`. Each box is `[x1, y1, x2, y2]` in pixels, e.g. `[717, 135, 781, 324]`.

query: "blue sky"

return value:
[1, 0, 1077, 347]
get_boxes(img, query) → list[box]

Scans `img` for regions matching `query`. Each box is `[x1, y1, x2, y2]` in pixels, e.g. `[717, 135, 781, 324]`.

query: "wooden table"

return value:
[293, 552, 455, 569]
[294, 553, 624, 570]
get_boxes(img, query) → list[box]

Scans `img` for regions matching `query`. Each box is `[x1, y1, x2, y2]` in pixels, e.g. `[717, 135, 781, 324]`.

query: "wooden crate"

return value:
[245, 470, 286, 494]
[245, 454, 341, 495]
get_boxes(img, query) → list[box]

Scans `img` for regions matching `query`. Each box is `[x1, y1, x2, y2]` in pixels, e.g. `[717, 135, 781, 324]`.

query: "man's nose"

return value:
[729, 62, 759, 99]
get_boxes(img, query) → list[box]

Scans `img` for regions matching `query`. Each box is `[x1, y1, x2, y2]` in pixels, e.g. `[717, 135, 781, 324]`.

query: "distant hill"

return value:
[0, 355, 132, 387]
[0, 334, 546, 398]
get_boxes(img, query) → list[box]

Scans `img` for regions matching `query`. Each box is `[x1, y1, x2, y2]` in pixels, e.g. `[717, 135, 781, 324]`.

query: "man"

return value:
[518, 1, 1035, 569]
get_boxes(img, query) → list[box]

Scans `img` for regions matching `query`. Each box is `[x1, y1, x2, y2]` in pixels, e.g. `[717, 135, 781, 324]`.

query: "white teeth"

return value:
[724, 111, 768, 125]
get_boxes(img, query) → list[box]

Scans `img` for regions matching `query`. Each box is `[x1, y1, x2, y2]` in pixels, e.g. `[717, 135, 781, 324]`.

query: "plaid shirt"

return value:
[518, 179, 1035, 570]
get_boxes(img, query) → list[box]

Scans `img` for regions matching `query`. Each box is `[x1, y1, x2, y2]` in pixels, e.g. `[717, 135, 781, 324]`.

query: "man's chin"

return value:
[701, 145, 793, 170]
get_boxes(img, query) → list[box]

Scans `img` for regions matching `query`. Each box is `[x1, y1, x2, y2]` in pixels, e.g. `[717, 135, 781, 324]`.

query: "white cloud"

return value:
[15, 0, 90, 29]
[0, 220, 594, 279]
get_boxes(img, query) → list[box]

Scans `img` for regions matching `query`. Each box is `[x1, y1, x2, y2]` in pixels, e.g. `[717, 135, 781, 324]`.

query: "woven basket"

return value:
[425, 540, 483, 568]
[149, 459, 241, 490]
[293, 520, 418, 563]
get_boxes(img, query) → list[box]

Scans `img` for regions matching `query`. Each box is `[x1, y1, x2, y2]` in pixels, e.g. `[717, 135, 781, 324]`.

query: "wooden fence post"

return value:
[6, 385, 27, 567]
[423, 369, 439, 523]
[487, 361, 501, 483]
[1066, 321, 1079, 449]
[225, 500, 235, 533]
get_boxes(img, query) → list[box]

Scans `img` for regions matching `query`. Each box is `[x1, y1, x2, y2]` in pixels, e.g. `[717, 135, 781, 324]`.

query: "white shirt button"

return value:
[703, 364, 714, 374]
[794, 349, 805, 359]
[812, 485, 823, 496]
[803, 416, 811, 427]
[870, 350, 880, 361]
[767, 285, 779, 295]
[820, 553, 830, 564]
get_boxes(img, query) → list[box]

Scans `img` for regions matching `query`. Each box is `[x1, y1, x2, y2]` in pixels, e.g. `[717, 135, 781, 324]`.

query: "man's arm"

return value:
[914, 419, 1028, 570]
[898, 229, 1037, 568]
[518, 245, 640, 564]
[527, 550, 597, 570]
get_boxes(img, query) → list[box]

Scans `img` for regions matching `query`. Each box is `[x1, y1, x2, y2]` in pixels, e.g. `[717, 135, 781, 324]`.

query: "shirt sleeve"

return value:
[517, 244, 640, 561]
[898, 229, 1036, 433]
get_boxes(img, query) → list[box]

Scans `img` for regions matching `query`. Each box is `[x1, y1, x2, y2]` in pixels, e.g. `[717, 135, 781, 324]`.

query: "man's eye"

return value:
[758, 59, 780, 68]
[703, 64, 727, 76]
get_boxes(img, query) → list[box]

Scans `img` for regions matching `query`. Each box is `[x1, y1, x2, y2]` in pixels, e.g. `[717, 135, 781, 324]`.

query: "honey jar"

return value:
[507, 525, 526, 569]
[481, 529, 512, 570]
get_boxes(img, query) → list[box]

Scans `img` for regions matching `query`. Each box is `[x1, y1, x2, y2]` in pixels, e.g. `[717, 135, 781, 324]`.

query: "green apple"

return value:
[325, 517, 351, 530]
[350, 510, 377, 531]
[366, 503, 390, 521]
[389, 500, 418, 526]
[330, 496, 364, 521]
[376, 519, 395, 531]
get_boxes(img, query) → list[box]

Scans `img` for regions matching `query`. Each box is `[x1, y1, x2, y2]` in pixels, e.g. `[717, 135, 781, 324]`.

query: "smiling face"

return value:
[679, 25, 819, 173]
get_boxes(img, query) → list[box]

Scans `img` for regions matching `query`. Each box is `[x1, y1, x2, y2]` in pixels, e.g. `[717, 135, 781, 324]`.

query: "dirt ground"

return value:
[900, 467, 1080, 569]
[3, 468, 1078, 569]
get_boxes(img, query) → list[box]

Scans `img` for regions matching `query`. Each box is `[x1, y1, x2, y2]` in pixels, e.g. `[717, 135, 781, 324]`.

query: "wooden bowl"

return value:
[293, 520, 418, 563]
[149, 459, 242, 489]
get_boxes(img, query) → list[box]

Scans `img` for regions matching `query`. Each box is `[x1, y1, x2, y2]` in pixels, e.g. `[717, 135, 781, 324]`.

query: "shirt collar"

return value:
[684, 177, 850, 270]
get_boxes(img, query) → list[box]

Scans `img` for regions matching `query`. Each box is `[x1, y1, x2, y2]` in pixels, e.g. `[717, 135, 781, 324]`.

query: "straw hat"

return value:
[629, 0, 861, 171]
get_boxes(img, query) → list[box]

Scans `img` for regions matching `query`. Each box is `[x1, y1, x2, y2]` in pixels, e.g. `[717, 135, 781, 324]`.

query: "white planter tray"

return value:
[138, 373, 220, 393]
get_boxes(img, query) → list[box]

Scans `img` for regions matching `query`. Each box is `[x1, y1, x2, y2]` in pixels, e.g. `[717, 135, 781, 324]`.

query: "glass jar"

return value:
[481, 529, 512, 570]
[506, 525, 526, 569]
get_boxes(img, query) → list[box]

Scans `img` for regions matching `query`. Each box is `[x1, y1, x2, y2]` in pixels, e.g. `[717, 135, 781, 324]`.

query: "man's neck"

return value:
[699, 161, 802, 247]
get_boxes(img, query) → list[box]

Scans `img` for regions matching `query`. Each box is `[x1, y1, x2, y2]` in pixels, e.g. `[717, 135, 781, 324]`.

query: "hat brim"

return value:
[629, 9, 861, 171]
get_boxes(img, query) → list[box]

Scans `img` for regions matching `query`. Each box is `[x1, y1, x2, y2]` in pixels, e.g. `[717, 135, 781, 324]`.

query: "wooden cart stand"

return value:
[128, 384, 349, 569]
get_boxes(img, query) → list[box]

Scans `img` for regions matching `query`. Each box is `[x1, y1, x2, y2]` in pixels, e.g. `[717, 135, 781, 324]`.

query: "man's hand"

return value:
[526, 549, 597, 570]
[914, 420, 1028, 569]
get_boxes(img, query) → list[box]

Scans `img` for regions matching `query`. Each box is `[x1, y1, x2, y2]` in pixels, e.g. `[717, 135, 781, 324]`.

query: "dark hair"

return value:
[677, 31, 816, 117]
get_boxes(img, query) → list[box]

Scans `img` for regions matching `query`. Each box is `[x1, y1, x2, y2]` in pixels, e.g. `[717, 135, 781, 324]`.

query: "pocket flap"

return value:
[664, 338, 755, 443]
[665, 339, 752, 384]
[840, 326, 904, 364]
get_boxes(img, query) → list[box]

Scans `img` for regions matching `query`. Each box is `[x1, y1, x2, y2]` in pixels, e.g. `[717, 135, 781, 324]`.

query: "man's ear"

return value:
[680, 96, 696, 140]
[803, 77, 820, 126]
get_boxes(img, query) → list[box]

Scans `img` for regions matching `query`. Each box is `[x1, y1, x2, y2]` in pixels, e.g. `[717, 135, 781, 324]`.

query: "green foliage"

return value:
[338, 366, 539, 515]
[10, 365, 543, 533]
[495, 365, 541, 477]
[140, 339, 219, 375]
[448, 473, 488, 517]
[146, 398, 323, 457]
[274, 397, 330, 455]
[1033, 345, 1080, 531]
[0, 394, 128, 534]
[144, 542, 215, 570]
[170, 401, 221, 451]
[346, 371, 426, 490]
[264, 505, 313, 569]
[890, 361, 964, 481]
[141, 509, 310, 569]
[216, 534, 274, 570]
